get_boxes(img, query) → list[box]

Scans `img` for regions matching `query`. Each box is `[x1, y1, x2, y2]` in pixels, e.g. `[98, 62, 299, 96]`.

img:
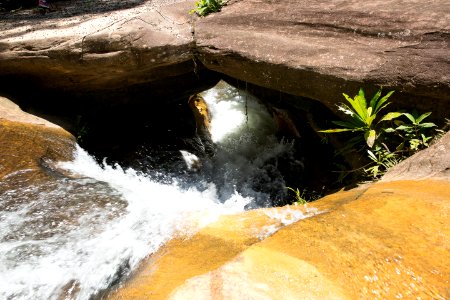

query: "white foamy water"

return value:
[0, 82, 304, 299]
[199, 81, 295, 207]
[201, 81, 276, 144]
[0, 146, 252, 300]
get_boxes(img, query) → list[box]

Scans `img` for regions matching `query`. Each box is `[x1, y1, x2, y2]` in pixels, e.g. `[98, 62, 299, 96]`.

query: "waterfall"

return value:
[0, 81, 300, 299]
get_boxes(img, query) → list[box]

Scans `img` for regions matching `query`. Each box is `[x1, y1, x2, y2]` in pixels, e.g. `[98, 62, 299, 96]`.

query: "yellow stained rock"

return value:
[108, 206, 315, 299]
[109, 180, 449, 299]
[0, 96, 74, 180]
[169, 246, 346, 300]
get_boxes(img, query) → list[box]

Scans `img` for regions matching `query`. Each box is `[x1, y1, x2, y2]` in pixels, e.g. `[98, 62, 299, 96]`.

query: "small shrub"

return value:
[319, 88, 401, 149]
[386, 111, 436, 153]
[190, 0, 225, 17]
[319, 88, 437, 179]
[286, 186, 323, 205]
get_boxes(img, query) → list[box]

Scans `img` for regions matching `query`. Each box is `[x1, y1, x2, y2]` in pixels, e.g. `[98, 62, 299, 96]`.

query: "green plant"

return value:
[386, 111, 436, 152]
[286, 187, 307, 204]
[74, 116, 89, 144]
[319, 88, 437, 179]
[190, 0, 225, 17]
[319, 88, 401, 148]
[286, 186, 323, 205]
[365, 146, 399, 178]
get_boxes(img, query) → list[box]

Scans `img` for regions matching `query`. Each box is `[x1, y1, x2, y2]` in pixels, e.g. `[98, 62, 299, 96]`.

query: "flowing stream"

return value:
[0, 82, 304, 299]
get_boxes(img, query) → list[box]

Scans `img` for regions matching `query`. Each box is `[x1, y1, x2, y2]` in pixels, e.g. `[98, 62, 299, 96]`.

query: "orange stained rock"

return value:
[107, 206, 313, 299]
[188, 94, 211, 131]
[0, 119, 74, 180]
[109, 180, 449, 299]
[0, 96, 75, 179]
[256, 179, 450, 299]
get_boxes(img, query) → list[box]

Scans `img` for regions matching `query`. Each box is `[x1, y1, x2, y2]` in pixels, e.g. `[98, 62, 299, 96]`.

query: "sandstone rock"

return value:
[382, 131, 450, 181]
[196, 0, 450, 118]
[0, 0, 195, 92]
[109, 180, 449, 299]
[107, 206, 319, 299]
[1, 0, 448, 122]
[0, 96, 75, 179]
[106, 132, 450, 299]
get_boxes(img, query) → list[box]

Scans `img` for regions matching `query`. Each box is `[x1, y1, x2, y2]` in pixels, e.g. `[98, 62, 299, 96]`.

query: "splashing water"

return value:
[0, 81, 302, 299]
[0, 146, 251, 299]
[199, 81, 295, 207]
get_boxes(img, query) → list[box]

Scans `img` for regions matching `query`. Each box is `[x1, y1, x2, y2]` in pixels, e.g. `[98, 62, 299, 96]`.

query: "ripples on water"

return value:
[0, 82, 303, 299]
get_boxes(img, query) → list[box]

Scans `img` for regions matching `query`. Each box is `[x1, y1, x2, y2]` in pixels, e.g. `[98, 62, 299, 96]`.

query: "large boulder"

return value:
[164, 179, 449, 299]
[0, 0, 220, 124]
[0, 0, 195, 92]
[1, 0, 449, 121]
[196, 0, 450, 118]
[107, 178, 449, 299]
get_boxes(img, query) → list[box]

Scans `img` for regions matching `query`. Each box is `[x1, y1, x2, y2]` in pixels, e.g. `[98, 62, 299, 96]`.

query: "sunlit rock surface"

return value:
[0, 96, 74, 179]
[108, 206, 320, 299]
[109, 179, 449, 299]
[382, 131, 450, 181]
[0, 0, 195, 92]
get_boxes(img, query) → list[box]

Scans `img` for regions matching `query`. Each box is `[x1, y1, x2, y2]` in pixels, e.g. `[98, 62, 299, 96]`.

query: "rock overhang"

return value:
[0, 0, 448, 120]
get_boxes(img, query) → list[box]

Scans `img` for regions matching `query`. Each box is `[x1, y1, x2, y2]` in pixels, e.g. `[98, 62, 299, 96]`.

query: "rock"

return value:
[108, 179, 449, 299]
[0, 0, 195, 92]
[382, 131, 450, 181]
[107, 206, 320, 299]
[0, 96, 75, 179]
[1, 0, 448, 122]
[0, 0, 220, 126]
[195, 0, 450, 118]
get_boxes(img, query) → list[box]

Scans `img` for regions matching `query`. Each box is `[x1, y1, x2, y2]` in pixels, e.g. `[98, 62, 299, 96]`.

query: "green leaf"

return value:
[369, 89, 382, 109]
[384, 127, 396, 133]
[365, 129, 376, 148]
[418, 122, 436, 128]
[395, 125, 411, 131]
[332, 120, 365, 129]
[366, 114, 377, 127]
[379, 112, 403, 122]
[367, 150, 378, 162]
[396, 141, 405, 151]
[344, 93, 366, 121]
[415, 112, 432, 123]
[318, 128, 355, 133]
[403, 113, 416, 124]
[357, 88, 367, 115]
[366, 106, 373, 118]
[365, 165, 379, 178]
[374, 90, 394, 114]
[421, 133, 432, 144]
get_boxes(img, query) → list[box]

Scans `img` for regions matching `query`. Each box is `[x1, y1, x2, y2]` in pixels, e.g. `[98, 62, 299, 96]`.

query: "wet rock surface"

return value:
[109, 178, 449, 299]
[0, 96, 75, 179]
